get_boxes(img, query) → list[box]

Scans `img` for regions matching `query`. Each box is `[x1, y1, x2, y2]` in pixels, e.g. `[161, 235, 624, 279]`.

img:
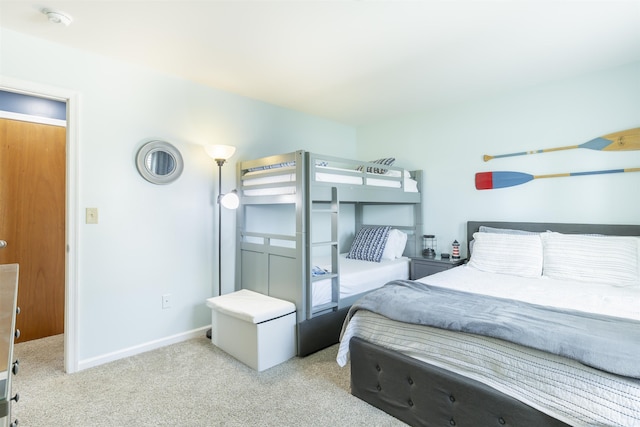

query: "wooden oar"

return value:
[483, 128, 640, 162]
[476, 167, 640, 190]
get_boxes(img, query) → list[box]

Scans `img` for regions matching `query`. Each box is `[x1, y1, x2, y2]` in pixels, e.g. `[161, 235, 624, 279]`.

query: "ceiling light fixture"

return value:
[42, 8, 73, 26]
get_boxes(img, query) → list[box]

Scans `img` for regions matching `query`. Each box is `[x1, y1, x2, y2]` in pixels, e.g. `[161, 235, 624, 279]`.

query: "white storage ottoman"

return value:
[206, 290, 297, 372]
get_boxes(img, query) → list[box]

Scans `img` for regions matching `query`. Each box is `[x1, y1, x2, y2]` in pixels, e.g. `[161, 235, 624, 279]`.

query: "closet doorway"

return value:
[0, 110, 66, 342]
[2, 80, 79, 374]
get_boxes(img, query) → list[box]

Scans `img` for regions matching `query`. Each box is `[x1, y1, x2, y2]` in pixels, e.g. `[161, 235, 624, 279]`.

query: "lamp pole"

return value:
[216, 158, 225, 297]
[204, 144, 237, 341]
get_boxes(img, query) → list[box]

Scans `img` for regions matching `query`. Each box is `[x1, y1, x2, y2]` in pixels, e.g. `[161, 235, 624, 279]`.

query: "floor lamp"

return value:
[205, 144, 239, 338]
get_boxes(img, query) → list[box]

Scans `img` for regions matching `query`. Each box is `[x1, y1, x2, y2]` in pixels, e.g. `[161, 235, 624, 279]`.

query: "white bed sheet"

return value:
[337, 265, 640, 426]
[312, 254, 409, 307]
[420, 264, 640, 320]
[242, 167, 418, 196]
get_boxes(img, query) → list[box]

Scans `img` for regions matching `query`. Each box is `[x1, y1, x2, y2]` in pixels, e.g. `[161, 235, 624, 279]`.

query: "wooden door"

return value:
[0, 118, 66, 342]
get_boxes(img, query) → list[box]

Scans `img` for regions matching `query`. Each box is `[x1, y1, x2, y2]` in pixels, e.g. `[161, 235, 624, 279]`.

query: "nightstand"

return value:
[410, 256, 465, 280]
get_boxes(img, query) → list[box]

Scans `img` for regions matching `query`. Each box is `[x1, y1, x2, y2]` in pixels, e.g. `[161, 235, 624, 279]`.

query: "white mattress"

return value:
[337, 265, 640, 426]
[242, 166, 418, 196]
[312, 254, 409, 307]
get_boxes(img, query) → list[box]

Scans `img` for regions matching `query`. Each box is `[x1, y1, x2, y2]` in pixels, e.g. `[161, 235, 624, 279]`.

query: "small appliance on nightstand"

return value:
[410, 255, 465, 280]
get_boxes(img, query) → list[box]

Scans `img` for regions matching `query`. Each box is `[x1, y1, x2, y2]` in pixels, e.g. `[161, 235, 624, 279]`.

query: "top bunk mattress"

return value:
[238, 151, 420, 197]
[242, 166, 418, 196]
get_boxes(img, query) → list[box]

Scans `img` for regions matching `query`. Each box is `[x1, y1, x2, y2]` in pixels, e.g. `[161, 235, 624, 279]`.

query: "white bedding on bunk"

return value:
[312, 254, 409, 307]
[242, 166, 418, 196]
[337, 265, 640, 427]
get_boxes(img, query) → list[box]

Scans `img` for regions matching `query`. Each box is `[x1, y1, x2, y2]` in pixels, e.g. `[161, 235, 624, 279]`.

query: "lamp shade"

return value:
[205, 145, 236, 161]
[220, 191, 240, 210]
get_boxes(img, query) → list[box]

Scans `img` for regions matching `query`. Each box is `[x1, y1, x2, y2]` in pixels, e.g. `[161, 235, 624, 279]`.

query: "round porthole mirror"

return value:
[136, 140, 184, 185]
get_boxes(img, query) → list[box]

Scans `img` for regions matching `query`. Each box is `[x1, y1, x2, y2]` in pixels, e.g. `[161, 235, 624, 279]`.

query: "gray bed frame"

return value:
[349, 220, 640, 427]
[234, 150, 423, 356]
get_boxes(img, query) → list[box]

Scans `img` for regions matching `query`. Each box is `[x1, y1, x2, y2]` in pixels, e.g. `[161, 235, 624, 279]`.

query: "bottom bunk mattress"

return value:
[311, 254, 409, 308]
[296, 255, 409, 356]
[337, 266, 640, 426]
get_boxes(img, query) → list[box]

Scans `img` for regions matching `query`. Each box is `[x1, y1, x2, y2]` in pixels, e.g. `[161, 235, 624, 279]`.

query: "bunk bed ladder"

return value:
[309, 186, 340, 317]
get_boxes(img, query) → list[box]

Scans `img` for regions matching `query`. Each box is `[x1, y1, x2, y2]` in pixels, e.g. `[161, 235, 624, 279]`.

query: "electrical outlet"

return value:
[162, 294, 172, 309]
[86, 207, 98, 224]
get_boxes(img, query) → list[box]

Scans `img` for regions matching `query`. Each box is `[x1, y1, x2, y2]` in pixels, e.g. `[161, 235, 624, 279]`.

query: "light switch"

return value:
[86, 207, 98, 224]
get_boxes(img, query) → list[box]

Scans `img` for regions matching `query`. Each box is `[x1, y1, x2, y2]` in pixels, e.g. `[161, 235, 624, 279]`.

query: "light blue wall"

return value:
[357, 62, 640, 257]
[3, 25, 639, 367]
[0, 28, 356, 364]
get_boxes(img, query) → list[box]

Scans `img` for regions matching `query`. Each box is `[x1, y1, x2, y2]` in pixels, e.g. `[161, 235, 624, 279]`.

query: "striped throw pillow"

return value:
[347, 226, 391, 262]
[356, 158, 395, 174]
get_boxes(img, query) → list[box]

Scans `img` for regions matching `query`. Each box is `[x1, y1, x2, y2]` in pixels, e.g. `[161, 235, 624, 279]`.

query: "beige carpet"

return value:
[12, 334, 405, 426]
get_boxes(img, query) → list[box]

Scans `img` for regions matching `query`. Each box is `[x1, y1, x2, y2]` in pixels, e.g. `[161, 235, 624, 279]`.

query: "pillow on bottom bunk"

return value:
[347, 226, 391, 263]
[381, 229, 408, 260]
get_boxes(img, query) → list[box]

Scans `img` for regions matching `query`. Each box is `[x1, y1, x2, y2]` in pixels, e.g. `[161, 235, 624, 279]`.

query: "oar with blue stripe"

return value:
[483, 128, 640, 162]
[476, 167, 640, 190]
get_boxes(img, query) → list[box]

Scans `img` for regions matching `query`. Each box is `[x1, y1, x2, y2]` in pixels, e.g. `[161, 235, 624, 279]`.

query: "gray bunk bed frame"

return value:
[234, 150, 423, 356]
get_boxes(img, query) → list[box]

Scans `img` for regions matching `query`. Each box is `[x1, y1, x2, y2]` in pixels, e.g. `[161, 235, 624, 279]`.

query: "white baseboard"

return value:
[77, 326, 210, 371]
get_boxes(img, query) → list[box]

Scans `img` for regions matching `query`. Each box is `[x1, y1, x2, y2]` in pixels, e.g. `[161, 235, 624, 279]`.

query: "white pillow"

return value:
[478, 226, 539, 235]
[470, 226, 539, 256]
[381, 229, 408, 260]
[541, 232, 639, 287]
[469, 232, 543, 278]
[383, 169, 411, 178]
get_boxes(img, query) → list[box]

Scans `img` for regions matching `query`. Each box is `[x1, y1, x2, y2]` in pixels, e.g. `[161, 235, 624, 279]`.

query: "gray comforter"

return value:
[343, 280, 640, 379]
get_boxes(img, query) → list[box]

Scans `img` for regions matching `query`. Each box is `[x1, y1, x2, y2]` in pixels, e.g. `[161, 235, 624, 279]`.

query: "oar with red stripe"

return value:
[476, 167, 640, 190]
[483, 128, 640, 162]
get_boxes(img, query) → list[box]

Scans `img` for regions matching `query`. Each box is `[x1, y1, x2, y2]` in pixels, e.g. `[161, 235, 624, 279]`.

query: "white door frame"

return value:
[1, 76, 80, 373]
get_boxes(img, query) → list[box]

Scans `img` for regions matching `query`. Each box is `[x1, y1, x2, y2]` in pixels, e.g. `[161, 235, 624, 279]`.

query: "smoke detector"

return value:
[42, 8, 73, 26]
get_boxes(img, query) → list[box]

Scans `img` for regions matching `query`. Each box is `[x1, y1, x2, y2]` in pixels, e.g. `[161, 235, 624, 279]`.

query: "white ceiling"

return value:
[1, 1, 639, 125]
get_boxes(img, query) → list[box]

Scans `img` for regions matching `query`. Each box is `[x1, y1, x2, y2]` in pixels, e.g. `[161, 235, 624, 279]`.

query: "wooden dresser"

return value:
[0, 264, 19, 427]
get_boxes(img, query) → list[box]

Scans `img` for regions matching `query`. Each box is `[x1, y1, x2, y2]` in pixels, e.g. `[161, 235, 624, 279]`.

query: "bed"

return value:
[234, 150, 423, 356]
[312, 254, 411, 307]
[338, 221, 640, 427]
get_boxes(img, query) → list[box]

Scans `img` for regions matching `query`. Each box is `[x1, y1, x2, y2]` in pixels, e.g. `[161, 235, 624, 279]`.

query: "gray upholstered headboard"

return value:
[466, 221, 640, 258]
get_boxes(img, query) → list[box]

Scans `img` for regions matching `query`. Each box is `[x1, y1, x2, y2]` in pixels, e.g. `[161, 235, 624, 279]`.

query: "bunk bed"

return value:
[234, 150, 423, 356]
[338, 221, 640, 427]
